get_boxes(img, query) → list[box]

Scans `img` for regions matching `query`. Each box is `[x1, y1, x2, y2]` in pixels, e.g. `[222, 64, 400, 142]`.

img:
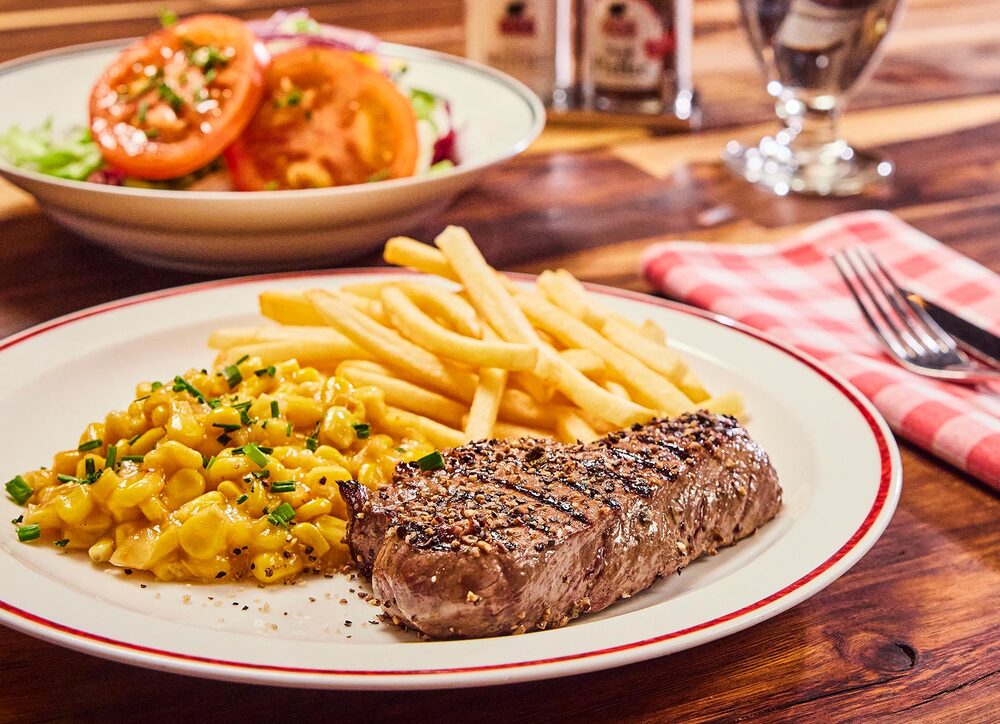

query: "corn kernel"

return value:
[179, 505, 230, 559]
[321, 406, 357, 449]
[144, 440, 203, 475]
[163, 468, 206, 509]
[249, 550, 303, 583]
[294, 498, 331, 521]
[108, 471, 164, 517]
[175, 491, 225, 522]
[129, 427, 165, 456]
[88, 537, 114, 563]
[53, 485, 94, 526]
[291, 522, 330, 556]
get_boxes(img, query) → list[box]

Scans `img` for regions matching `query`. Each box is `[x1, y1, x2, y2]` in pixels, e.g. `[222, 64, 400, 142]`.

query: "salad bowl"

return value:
[0, 38, 544, 272]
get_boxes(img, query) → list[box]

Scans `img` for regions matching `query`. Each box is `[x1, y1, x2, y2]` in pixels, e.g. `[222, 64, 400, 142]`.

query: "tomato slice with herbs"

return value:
[89, 14, 267, 180]
[224, 47, 418, 191]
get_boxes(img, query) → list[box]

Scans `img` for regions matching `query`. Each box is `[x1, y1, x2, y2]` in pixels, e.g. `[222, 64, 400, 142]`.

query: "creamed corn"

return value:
[8, 357, 433, 583]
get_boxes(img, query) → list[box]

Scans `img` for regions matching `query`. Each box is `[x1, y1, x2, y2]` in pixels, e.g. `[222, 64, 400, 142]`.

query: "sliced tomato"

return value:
[224, 47, 418, 191]
[89, 14, 267, 180]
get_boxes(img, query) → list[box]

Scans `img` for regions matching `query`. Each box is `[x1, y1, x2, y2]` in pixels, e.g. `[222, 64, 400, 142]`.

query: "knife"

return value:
[905, 290, 1000, 367]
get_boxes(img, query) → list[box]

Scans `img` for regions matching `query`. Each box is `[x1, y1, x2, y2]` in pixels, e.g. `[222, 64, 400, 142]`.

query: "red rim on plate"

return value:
[0, 270, 898, 682]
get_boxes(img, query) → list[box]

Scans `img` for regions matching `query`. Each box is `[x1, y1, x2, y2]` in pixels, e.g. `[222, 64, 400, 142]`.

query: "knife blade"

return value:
[905, 290, 1000, 366]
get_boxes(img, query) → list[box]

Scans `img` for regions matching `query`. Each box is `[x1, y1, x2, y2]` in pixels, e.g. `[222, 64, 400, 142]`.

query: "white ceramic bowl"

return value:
[0, 40, 544, 272]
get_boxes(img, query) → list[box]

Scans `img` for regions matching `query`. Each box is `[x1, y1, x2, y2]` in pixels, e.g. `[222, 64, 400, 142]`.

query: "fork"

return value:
[831, 246, 1000, 383]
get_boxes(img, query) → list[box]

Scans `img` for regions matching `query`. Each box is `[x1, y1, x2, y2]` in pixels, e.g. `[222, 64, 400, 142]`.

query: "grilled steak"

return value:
[340, 411, 782, 639]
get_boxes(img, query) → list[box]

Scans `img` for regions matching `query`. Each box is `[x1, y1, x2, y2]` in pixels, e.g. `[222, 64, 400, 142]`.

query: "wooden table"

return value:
[2, 1, 998, 721]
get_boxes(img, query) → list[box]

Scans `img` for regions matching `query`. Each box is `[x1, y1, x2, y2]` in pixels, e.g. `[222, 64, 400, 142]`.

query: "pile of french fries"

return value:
[208, 227, 742, 447]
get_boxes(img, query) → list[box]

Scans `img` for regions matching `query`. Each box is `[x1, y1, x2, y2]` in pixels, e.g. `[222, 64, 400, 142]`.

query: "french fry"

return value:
[378, 406, 466, 449]
[497, 387, 560, 428]
[700, 391, 745, 419]
[339, 282, 387, 299]
[339, 291, 389, 324]
[380, 287, 538, 371]
[603, 380, 631, 399]
[216, 339, 373, 367]
[555, 411, 599, 444]
[600, 319, 688, 384]
[397, 282, 482, 338]
[517, 293, 694, 415]
[492, 421, 551, 441]
[540, 269, 648, 337]
[465, 367, 507, 441]
[433, 226, 560, 385]
[559, 348, 606, 380]
[259, 291, 327, 326]
[536, 269, 599, 326]
[681, 371, 711, 404]
[306, 290, 478, 400]
[384, 237, 459, 281]
[337, 361, 467, 429]
[640, 319, 666, 345]
[549, 355, 653, 427]
[509, 370, 556, 403]
[208, 325, 356, 350]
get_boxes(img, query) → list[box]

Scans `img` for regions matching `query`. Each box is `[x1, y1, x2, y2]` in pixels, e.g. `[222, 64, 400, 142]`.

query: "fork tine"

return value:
[844, 247, 927, 357]
[831, 250, 912, 361]
[854, 246, 945, 354]
[862, 247, 959, 355]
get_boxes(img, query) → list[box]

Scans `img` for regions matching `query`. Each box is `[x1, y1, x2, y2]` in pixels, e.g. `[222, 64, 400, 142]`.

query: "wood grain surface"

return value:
[1, 1, 998, 722]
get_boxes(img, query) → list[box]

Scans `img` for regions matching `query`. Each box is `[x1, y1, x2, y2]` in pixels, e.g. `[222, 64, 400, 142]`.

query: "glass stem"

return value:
[775, 93, 844, 154]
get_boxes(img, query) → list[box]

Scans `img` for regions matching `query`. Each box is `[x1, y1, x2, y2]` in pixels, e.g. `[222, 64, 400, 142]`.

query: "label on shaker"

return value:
[465, 0, 557, 98]
[588, 0, 671, 91]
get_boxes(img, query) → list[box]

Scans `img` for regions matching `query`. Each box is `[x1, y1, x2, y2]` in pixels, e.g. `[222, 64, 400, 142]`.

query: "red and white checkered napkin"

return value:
[642, 210, 1000, 489]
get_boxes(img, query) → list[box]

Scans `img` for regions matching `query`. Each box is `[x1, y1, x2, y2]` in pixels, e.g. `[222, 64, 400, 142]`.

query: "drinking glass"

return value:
[724, 0, 902, 196]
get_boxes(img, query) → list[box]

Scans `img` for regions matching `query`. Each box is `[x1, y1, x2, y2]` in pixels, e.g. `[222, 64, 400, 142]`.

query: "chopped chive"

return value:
[134, 395, 151, 403]
[151, 381, 163, 391]
[285, 422, 293, 436]
[78, 439, 103, 452]
[5, 476, 32, 505]
[243, 443, 268, 468]
[267, 501, 295, 527]
[105, 445, 117, 470]
[205, 455, 217, 470]
[11, 515, 23, 524]
[57, 473, 84, 484]
[235, 354, 249, 364]
[230, 447, 244, 455]
[121, 455, 145, 463]
[85, 458, 96, 477]
[261, 420, 269, 429]
[223, 364, 242, 388]
[128, 433, 142, 445]
[17, 524, 41, 543]
[212, 423, 241, 433]
[137, 100, 149, 124]
[270, 481, 295, 493]
[236, 494, 248, 504]
[395, 446, 406, 453]
[352, 423, 371, 439]
[259, 446, 274, 454]
[207, 398, 221, 409]
[270, 400, 280, 418]
[231, 401, 252, 412]
[417, 450, 445, 472]
[172, 375, 207, 403]
[217, 433, 232, 445]
[305, 436, 318, 452]
[254, 365, 276, 377]
[54, 538, 69, 548]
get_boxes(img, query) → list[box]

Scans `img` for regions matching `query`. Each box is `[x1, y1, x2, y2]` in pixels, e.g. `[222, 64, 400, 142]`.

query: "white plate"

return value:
[0, 43, 543, 272]
[0, 272, 901, 689]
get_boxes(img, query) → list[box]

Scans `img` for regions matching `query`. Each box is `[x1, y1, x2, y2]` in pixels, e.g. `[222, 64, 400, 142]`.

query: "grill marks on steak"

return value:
[341, 411, 782, 639]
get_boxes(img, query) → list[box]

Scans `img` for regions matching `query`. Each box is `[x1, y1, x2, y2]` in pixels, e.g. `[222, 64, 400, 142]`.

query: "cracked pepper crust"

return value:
[341, 411, 783, 639]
